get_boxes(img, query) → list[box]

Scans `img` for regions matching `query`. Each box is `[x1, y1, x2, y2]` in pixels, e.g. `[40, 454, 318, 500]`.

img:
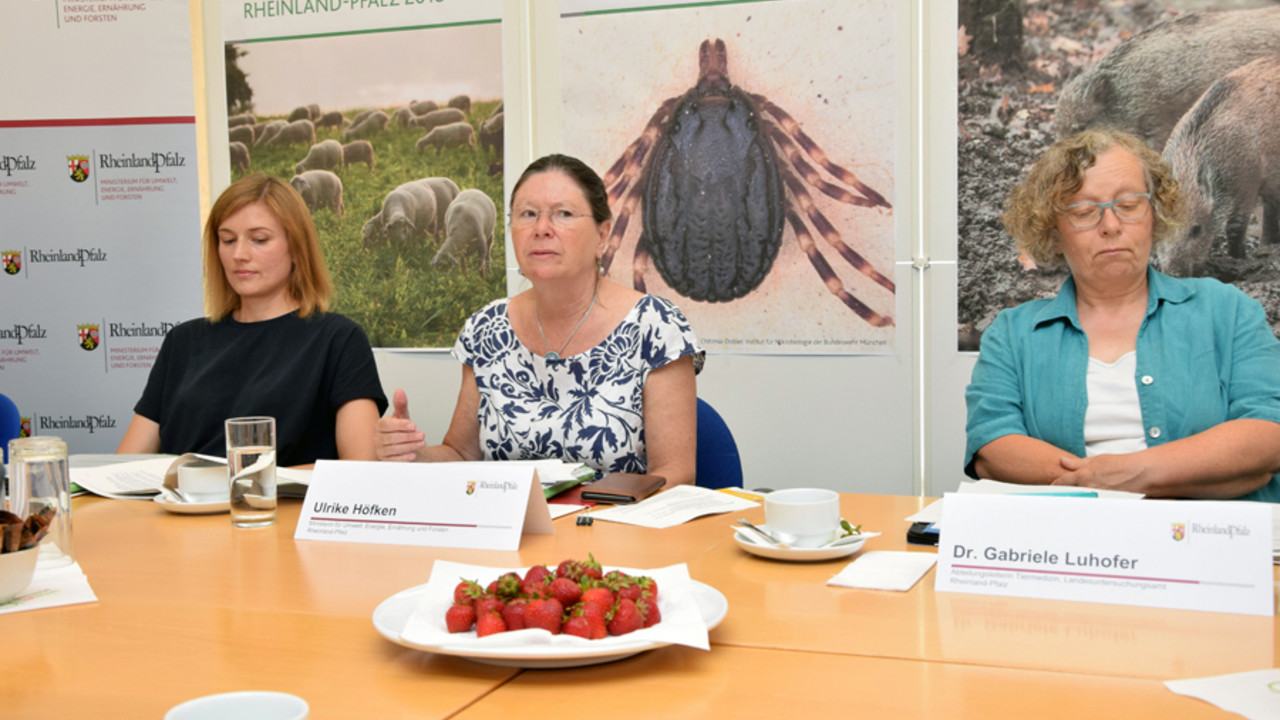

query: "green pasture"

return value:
[233, 100, 505, 349]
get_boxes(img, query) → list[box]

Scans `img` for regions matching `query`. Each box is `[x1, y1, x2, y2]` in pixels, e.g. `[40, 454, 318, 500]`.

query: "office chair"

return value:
[695, 398, 743, 489]
[0, 393, 19, 465]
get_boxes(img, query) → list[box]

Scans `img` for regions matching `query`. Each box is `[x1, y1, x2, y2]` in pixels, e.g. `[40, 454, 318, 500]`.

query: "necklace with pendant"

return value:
[536, 284, 598, 361]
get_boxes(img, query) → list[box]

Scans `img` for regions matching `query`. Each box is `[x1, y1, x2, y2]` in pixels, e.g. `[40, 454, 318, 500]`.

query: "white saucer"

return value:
[733, 523, 867, 562]
[153, 495, 230, 515]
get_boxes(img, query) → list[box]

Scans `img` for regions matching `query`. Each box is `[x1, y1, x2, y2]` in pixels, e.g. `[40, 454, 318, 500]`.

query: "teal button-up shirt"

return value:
[965, 267, 1280, 502]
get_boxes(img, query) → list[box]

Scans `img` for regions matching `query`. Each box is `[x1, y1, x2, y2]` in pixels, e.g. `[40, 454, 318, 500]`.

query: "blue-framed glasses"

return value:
[1063, 193, 1152, 230]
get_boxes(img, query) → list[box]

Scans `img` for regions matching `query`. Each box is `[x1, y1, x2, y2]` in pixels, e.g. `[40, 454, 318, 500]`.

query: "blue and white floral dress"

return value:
[452, 295, 704, 476]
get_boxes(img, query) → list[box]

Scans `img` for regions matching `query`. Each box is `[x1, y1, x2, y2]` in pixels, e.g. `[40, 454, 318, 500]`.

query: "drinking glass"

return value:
[8, 436, 74, 567]
[224, 417, 277, 528]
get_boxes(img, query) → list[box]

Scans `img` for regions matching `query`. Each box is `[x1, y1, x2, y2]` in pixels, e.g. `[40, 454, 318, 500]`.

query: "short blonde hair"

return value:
[1001, 129, 1184, 267]
[203, 173, 333, 321]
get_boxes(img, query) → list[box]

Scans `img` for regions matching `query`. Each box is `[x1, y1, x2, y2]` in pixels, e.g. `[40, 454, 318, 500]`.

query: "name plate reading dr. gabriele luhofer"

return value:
[934, 493, 1272, 617]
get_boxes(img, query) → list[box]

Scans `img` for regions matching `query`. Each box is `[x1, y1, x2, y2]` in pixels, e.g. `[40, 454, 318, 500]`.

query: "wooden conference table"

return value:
[7, 493, 1273, 718]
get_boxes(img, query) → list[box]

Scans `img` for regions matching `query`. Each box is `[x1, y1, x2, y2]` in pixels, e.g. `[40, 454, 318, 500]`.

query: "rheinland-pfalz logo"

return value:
[68, 155, 89, 182]
[78, 323, 100, 351]
[98, 150, 187, 173]
[19, 417, 31, 438]
[38, 414, 118, 434]
[2, 251, 20, 275]
[0, 323, 47, 345]
[0, 154, 36, 177]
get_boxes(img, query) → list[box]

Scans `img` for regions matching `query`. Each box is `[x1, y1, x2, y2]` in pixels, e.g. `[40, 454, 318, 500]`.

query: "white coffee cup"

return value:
[764, 488, 841, 548]
[165, 691, 308, 720]
[177, 460, 230, 501]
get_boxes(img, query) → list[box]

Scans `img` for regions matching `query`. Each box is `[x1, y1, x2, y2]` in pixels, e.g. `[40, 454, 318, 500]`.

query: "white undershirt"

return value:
[1083, 351, 1149, 457]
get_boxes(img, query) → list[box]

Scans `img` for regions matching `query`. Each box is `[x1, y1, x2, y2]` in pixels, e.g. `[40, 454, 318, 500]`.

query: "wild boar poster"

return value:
[0, 2, 201, 452]
[559, 0, 904, 355]
[222, 2, 506, 349]
[957, 0, 1280, 351]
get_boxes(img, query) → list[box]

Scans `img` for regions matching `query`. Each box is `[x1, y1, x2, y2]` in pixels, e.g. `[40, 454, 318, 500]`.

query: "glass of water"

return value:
[224, 417, 277, 529]
[8, 436, 74, 567]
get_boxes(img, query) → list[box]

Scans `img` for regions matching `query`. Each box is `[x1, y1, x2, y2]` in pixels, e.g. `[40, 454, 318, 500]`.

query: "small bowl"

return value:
[0, 546, 39, 600]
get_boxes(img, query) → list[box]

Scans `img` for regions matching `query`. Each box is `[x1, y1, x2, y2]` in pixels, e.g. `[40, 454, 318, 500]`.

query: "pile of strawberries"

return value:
[445, 555, 661, 639]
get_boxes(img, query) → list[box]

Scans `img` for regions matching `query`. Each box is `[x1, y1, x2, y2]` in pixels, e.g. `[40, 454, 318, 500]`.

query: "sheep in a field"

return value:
[294, 139, 343, 175]
[228, 113, 255, 128]
[315, 110, 347, 129]
[228, 141, 250, 173]
[287, 106, 311, 123]
[307, 103, 321, 120]
[409, 99, 438, 115]
[341, 140, 375, 170]
[350, 109, 379, 126]
[447, 94, 471, 115]
[290, 170, 344, 218]
[263, 119, 315, 148]
[416, 122, 476, 156]
[432, 189, 496, 274]
[379, 181, 438, 248]
[418, 177, 460, 242]
[479, 111, 503, 155]
[391, 107, 415, 127]
[252, 120, 285, 144]
[229, 125, 254, 146]
[343, 110, 388, 141]
[409, 108, 465, 133]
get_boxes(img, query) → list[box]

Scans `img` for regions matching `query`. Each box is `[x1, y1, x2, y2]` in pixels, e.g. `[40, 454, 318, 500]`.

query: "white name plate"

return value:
[935, 494, 1273, 616]
[294, 460, 553, 551]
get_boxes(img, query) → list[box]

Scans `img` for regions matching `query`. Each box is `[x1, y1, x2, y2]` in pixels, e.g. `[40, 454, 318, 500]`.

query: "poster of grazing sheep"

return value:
[957, 0, 1280, 352]
[559, 0, 904, 355]
[222, 4, 504, 349]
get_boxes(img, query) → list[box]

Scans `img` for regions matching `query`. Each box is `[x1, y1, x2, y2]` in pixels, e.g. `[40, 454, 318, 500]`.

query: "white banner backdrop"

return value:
[0, 1, 202, 452]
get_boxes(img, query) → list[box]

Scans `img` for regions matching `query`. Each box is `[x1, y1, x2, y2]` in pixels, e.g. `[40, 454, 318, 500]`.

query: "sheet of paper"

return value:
[0, 561, 97, 615]
[295, 461, 552, 550]
[549, 504, 586, 520]
[828, 551, 937, 591]
[589, 484, 759, 529]
[70, 453, 311, 499]
[908, 480, 1148, 525]
[1166, 669, 1280, 720]
[936, 494, 1273, 616]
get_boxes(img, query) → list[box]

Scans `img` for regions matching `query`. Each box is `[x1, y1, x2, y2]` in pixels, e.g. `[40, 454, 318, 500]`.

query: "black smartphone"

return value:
[906, 521, 940, 546]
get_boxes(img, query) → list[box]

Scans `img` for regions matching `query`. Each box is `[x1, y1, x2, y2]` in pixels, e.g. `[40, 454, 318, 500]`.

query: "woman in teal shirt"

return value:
[965, 129, 1280, 501]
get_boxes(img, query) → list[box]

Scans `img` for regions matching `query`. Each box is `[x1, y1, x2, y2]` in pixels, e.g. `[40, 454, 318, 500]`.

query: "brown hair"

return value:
[203, 173, 332, 321]
[1001, 129, 1184, 267]
[511, 153, 612, 224]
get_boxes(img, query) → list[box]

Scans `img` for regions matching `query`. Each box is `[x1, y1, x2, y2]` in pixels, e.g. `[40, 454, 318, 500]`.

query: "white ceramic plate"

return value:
[733, 524, 866, 562]
[372, 580, 728, 669]
[153, 495, 230, 515]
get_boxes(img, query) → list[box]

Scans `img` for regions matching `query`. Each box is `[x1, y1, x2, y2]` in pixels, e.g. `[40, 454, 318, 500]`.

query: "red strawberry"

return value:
[635, 576, 658, 600]
[476, 612, 507, 638]
[562, 613, 595, 639]
[555, 559, 582, 581]
[474, 593, 506, 617]
[453, 580, 482, 606]
[563, 602, 608, 639]
[602, 569, 630, 588]
[607, 598, 643, 636]
[615, 577, 643, 602]
[635, 593, 661, 628]
[502, 597, 528, 630]
[550, 577, 583, 607]
[521, 578, 551, 599]
[492, 571, 522, 599]
[524, 564, 552, 585]
[581, 553, 603, 581]
[581, 586, 614, 609]
[524, 597, 564, 634]
[445, 603, 476, 633]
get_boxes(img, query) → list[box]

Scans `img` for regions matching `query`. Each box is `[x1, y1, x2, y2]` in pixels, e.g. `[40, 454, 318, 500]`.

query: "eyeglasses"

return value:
[1062, 193, 1152, 230]
[509, 207, 592, 229]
